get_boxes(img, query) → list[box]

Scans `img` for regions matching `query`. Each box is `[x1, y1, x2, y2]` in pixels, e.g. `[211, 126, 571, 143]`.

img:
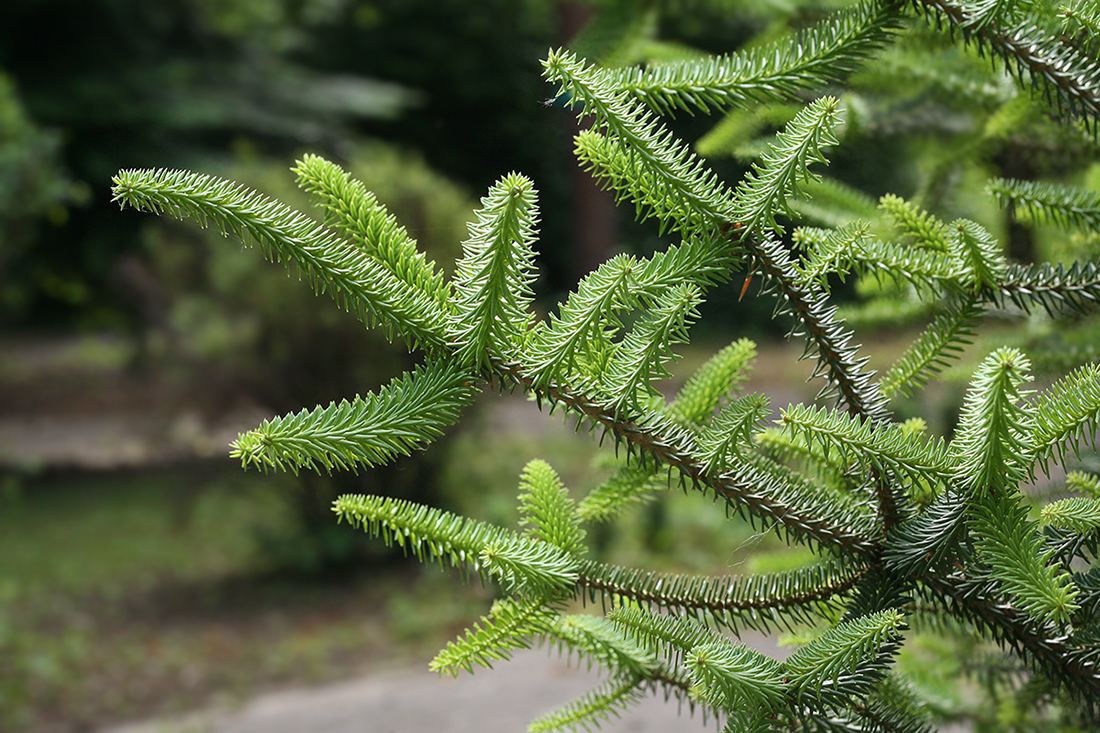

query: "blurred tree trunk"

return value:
[558, 2, 618, 283]
[994, 148, 1037, 264]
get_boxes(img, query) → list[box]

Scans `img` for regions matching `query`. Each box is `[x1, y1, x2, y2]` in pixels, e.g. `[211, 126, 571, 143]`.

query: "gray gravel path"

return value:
[105, 646, 725, 733]
[105, 640, 970, 733]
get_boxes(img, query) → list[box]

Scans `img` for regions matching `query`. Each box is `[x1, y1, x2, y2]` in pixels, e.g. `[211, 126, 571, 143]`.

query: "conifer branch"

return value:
[524, 254, 636, 388]
[230, 360, 475, 473]
[482, 537, 584, 595]
[882, 490, 969, 578]
[949, 347, 1035, 494]
[544, 614, 660, 676]
[782, 609, 905, 712]
[527, 673, 649, 733]
[609, 1, 902, 115]
[607, 604, 725, 664]
[576, 461, 662, 523]
[730, 96, 843, 237]
[578, 558, 870, 632]
[988, 177, 1100, 232]
[922, 572, 1100, 707]
[1041, 496, 1100, 533]
[795, 221, 879, 290]
[878, 194, 951, 252]
[986, 260, 1100, 316]
[430, 597, 558, 676]
[111, 6, 1100, 724]
[544, 48, 738, 232]
[449, 172, 540, 368]
[292, 154, 449, 305]
[686, 640, 786, 712]
[880, 296, 980, 398]
[697, 393, 771, 473]
[948, 219, 1007, 293]
[969, 489, 1080, 627]
[1030, 362, 1100, 474]
[574, 130, 727, 236]
[334, 494, 579, 594]
[521, 233, 736, 391]
[553, 51, 886, 433]
[755, 425, 851, 490]
[746, 232, 889, 422]
[518, 459, 586, 557]
[780, 403, 955, 488]
[907, 0, 1100, 131]
[111, 168, 448, 350]
[666, 338, 757, 428]
[600, 282, 700, 411]
[801, 227, 957, 294]
[498, 357, 881, 554]
[1068, 470, 1100, 498]
[1062, 0, 1100, 48]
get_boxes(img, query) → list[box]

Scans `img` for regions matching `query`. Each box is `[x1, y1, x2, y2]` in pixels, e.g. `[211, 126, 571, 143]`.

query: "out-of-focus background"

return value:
[0, 2, 941, 731]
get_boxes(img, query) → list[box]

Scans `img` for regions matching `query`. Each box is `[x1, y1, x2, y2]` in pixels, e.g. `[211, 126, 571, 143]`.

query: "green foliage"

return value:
[333, 493, 578, 594]
[949, 218, 1007, 292]
[546, 47, 738, 234]
[609, 1, 901, 114]
[518, 459, 586, 557]
[698, 393, 771, 472]
[1030, 362, 1100, 471]
[968, 489, 1080, 626]
[112, 167, 448, 350]
[292, 154, 450, 305]
[949, 347, 1034, 493]
[780, 403, 954, 487]
[137, 145, 474, 573]
[987, 177, 1100, 232]
[450, 173, 540, 368]
[877, 194, 951, 253]
[588, 558, 869, 634]
[576, 461, 663, 523]
[1041, 496, 1100, 532]
[687, 639, 785, 711]
[666, 337, 757, 426]
[731, 96, 844, 236]
[905, 0, 1100, 127]
[527, 673, 648, 733]
[230, 360, 475, 473]
[1062, 0, 1100, 42]
[880, 296, 980, 398]
[115, 0, 1100, 730]
[430, 596, 557, 676]
[1067, 470, 1100, 497]
[782, 608, 905, 711]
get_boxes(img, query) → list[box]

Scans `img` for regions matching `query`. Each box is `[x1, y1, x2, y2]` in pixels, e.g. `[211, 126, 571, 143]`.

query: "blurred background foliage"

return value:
[0, 0, 792, 577]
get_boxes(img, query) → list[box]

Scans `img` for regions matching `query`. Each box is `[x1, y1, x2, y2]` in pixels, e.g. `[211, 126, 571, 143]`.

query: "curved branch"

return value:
[576, 560, 871, 623]
[491, 359, 879, 557]
[909, 0, 1100, 131]
[922, 571, 1100, 717]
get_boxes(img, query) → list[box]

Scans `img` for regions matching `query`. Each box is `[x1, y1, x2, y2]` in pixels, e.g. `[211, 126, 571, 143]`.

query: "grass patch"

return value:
[0, 466, 287, 600]
[0, 465, 492, 732]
